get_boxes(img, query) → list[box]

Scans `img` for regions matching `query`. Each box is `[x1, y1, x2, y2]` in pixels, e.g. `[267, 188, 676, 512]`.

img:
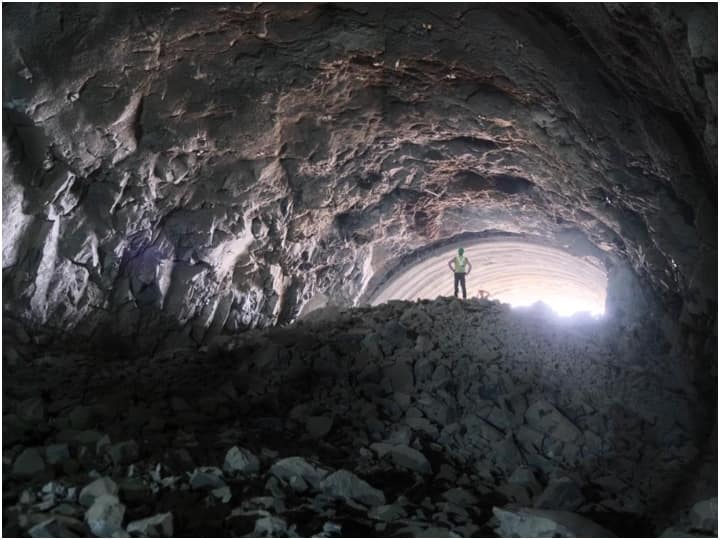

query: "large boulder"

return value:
[320, 470, 386, 506]
[690, 497, 718, 535]
[270, 457, 329, 489]
[370, 443, 432, 475]
[534, 477, 585, 511]
[11, 448, 45, 478]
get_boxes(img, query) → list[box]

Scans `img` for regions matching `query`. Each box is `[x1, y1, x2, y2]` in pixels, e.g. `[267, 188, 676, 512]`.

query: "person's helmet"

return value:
[458, 247, 464, 256]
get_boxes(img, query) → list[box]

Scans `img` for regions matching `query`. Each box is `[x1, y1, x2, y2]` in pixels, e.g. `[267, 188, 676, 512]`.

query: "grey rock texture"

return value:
[492, 506, 615, 537]
[223, 446, 260, 475]
[1, 298, 715, 537]
[1, 4, 716, 358]
[126, 512, 174, 537]
[320, 469, 386, 507]
[689, 497, 718, 535]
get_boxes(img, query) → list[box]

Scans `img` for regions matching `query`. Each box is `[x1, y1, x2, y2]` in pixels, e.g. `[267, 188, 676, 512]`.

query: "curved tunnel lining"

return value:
[370, 240, 608, 317]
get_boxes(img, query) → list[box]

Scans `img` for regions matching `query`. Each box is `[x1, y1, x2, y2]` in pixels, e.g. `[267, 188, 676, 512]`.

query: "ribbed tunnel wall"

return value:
[370, 240, 607, 316]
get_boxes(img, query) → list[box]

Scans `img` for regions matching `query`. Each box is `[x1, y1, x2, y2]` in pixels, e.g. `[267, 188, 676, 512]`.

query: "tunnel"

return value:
[2, 3, 717, 538]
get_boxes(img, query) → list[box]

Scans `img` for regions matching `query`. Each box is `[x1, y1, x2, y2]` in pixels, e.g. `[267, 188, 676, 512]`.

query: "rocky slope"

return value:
[2, 298, 716, 537]
[2, 4, 717, 352]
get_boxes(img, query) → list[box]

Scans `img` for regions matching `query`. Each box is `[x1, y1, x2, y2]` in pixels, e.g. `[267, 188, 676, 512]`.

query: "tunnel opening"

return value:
[370, 239, 607, 319]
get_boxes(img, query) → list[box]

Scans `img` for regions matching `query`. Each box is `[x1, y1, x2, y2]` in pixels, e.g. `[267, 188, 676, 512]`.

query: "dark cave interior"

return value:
[2, 3, 717, 538]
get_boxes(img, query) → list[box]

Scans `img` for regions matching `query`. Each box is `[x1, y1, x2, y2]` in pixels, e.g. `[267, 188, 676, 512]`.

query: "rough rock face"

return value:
[1, 299, 715, 536]
[2, 4, 717, 354]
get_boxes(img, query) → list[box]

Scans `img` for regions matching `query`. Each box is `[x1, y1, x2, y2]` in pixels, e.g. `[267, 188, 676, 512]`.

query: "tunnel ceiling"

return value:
[2, 4, 717, 348]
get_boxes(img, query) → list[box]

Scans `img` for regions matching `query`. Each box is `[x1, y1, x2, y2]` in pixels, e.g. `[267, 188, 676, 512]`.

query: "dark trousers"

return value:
[454, 272, 467, 299]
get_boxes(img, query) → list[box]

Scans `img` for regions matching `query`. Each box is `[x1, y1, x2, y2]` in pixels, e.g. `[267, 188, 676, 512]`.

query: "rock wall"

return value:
[2, 4, 717, 351]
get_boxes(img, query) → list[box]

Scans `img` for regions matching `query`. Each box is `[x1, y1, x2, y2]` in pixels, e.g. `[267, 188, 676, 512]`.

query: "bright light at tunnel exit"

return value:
[369, 240, 608, 318]
[503, 293, 605, 318]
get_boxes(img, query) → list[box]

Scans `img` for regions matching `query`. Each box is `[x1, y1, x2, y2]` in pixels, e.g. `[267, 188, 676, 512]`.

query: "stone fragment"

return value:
[189, 467, 226, 490]
[18, 397, 45, 423]
[370, 443, 432, 475]
[211, 486, 232, 503]
[442, 487, 479, 506]
[106, 440, 139, 466]
[126, 512, 174, 537]
[118, 478, 153, 505]
[79, 477, 119, 507]
[689, 497, 717, 535]
[306, 416, 334, 439]
[316, 521, 342, 537]
[223, 446, 260, 475]
[85, 494, 126, 537]
[534, 477, 585, 511]
[525, 401, 581, 443]
[45, 443, 71, 465]
[270, 457, 329, 489]
[254, 516, 288, 537]
[368, 503, 407, 522]
[12, 448, 45, 477]
[508, 466, 542, 496]
[320, 470, 386, 506]
[28, 518, 77, 538]
[492, 506, 615, 537]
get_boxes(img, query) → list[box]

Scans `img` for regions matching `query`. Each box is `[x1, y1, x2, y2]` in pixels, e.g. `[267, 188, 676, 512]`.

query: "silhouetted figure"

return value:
[448, 247, 472, 299]
[477, 289, 490, 300]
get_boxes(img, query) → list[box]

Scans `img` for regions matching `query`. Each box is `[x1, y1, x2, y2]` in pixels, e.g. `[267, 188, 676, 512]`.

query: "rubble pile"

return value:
[2, 298, 716, 537]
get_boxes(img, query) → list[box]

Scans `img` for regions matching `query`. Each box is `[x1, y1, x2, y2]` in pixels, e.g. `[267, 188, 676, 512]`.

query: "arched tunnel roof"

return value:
[1, 3, 716, 349]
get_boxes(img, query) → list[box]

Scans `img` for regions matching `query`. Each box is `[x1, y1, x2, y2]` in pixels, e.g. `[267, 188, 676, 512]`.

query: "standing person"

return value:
[448, 247, 472, 299]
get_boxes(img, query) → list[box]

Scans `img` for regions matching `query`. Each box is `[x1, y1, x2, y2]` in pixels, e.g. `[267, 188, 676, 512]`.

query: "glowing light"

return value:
[369, 240, 608, 320]
[503, 292, 605, 317]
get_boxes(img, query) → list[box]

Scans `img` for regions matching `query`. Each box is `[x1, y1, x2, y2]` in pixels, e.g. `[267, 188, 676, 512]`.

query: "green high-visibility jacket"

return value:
[455, 255, 468, 273]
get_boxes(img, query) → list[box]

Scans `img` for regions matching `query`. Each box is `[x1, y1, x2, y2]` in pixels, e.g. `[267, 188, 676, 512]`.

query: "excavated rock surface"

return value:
[2, 4, 717, 350]
[2, 298, 715, 537]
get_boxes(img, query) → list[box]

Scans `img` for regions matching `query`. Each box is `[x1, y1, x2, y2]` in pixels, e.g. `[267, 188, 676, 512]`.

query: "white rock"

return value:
[79, 477, 119, 507]
[85, 494, 126, 537]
